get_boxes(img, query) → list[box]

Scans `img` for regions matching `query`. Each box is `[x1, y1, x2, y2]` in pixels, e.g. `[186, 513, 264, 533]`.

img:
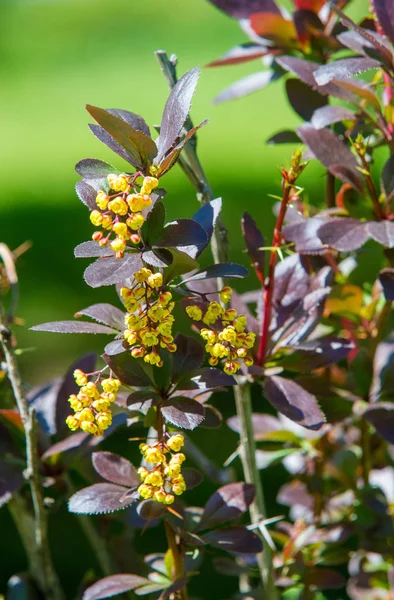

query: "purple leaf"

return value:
[317, 218, 369, 252]
[103, 351, 153, 387]
[314, 58, 381, 86]
[337, 30, 379, 58]
[297, 124, 362, 189]
[364, 403, 394, 443]
[207, 43, 270, 68]
[156, 67, 200, 162]
[181, 263, 248, 284]
[82, 575, 150, 600]
[371, 0, 394, 45]
[31, 321, 116, 335]
[286, 78, 327, 121]
[75, 304, 125, 331]
[368, 221, 394, 248]
[158, 120, 208, 176]
[199, 482, 255, 530]
[137, 499, 167, 522]
[41, 432, 90, 460]
[283, 217, 326, 254]
[172, 334, 205, 381]
[104, 339, 127, 356]
[276, 56, 357, 101]
[382, 155, 394, 200]
[192, 198, 222, 244]
[308, 568, 346, 590]
[143, 249, 173, 268]
[213, 70, 278, 104]
[182, 468, 204, 490]
[106, 109, 151, 137]
[0, 460, 24, 508]
[379, 268, 394, 301]
[76, 180, 99, 210]
[202, 527, 263, 554]
[74, 241, 114, 258]
[280, 337, 355, 372]
[156, 219, 208, 258]
[267, 130, 300, 145]
[68, 483, 138, 514]
[311, 105, 356, 130]
[188, 367, 236, 389]
[127, 390, 160, 411]
[86, 105, 157, 168]
[207, 0, 280, 18]
[264, 375, 326, 430]
[241, 212, 265, 275]
[89, 124, 139, 167]
[84, 253, 143, 288]
[273, 254, 310, 311]
[159, 578, 187, 600]
[278, 481, 313, 509]
[161, 397, 205, 430]
[75, 159, 117, 179]
[200, 404, 223, 429]
[92, 452, 140, 487]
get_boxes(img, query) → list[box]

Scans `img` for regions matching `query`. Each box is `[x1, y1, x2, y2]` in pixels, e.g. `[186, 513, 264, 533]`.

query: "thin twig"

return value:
[0, 247, 64, 600]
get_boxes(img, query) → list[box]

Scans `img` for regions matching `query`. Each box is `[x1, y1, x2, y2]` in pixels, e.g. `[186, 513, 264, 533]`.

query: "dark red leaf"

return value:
[156, 67, 200, 162]
[75, 159, 117, 179]
[202, 527, 263, 554]
[264, 375, 326, 430]
[379, 268, 394, 301]
[368, 221, 394, 248]
[294, 0, 324, 11]
[273, 254, 310, 310]
[198, 482, 255, 530]
[364, 403, 394, 443]
[250, 13, 296, 45]
[181, 263, 248, 284]
[241, 212, 265, 275]
[161, 397, 205, 430]
[207, 43, 270, 68]
[0, 460, 24, 508]
[317, 218, 369, 251]
[172, 334, 205, 381]
[41, 432, 90, 460]
[277, 481, 314, 509]
[86, 105, 157, 168]
[158, 121, 208, 176]
[156, 219, 208, 258]
[182, 468, 204, 490]
[69, 483, 138, 514]
[137, 499, 167, 522]
[200, 404, 223, 429]
[266, 130, 300, 145]
[82, 575, 150, 600]
[106, 109, 151, 137]
[207, 0, 280, 18]
[74, 241, 114, 258]
[31, 321, 116, 335]
[192, 198, 222, 244]
[283, 217, 326, 254]
[105, 340, 127, 356]
[127, 390, 161, 411]
[286, 78, 327, 121]
[89, 124, 139, 168]
[371, 0, 394, 45]
[280, 337, 355, 372]
[311, 105, 356, 129]
[382, 155, 394, 200]
[213, 70, 278, 104]
[75, 304, 125, 331]
[308, 568, 346, 590]
[84, 253, 143, 288]
[297, 125, 363, 189]
[92, 452, 140, 487]
[76, 180, 99, 210]
[103, 351, 153, 387]
[141, 200, 166, 247]
[188, 367, 236, 389]
[314, 58, 381, 86]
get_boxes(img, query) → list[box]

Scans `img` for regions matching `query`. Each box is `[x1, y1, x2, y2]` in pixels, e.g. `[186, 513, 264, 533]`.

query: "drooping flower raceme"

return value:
[121, 268, 177, 367]
[186, 286, 255, 375]
[90, 174, 159, 258]
[138, 434, 186, 504]
[65, 370, 120, 435]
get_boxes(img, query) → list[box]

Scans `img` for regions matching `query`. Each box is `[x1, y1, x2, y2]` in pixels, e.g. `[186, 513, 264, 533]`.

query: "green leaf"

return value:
[86, 105, 158, 168]
[164, 249, 199, 283]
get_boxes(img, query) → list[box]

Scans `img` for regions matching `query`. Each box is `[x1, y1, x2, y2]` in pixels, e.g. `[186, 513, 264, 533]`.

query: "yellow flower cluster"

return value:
[186, 287, 255, 375]
[65, 370, 120, 436]
[137, 434, 186, 504]
[90, 174, 159, 258]
[121, 268, 177, 367]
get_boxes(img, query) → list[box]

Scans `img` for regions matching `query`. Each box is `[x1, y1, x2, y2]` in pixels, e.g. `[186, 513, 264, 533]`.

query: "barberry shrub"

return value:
[2, 0, 394, 598]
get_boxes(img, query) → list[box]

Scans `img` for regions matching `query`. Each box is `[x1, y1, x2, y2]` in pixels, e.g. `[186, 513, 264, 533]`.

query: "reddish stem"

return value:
[257, 183, 291, 366]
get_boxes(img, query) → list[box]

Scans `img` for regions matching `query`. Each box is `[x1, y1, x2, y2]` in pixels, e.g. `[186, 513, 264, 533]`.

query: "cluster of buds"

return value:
[89, 173, 159, 258]
[121, 268, 177, 367]
[65, 370, 120, 436]
[186, 287, 255, 375]
[137, 434, 186, 504]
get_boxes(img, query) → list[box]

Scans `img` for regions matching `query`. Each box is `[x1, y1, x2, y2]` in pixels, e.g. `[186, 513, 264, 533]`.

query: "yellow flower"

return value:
[140, 176, 159, 195]
[126, 213, 145, 230]
[113, 222, 129, 239]
[234, 315, 247, 332]
[81, 382, 100, 399]
[107, 173, 129, 192]
[134, 268, 152, 284]
[154, 490, 167, 503]
[80, 421, 98, 435]
[101, 378, 120, 393]
[211, 343, 230, 358]
[244, 333, 256, 348]
[101, 215, 113, 229]
[145, 471, 163, 487]
[90, 210, 103, 227]
[74, 369, 88, 386]
[186, 305, 203, 321]
[92, 398, 111, 412]
[124, 330, 138, 345]
[219, 326, 237, 344]
[171, 453, 186, 464]
[164, 494, 175, 505]
[149, 164, 161, 177]
[77, 407, 95, 422]
[144, 351, 162, 365]
[66, 415, 79, 431]
[68, 395, 84, 412]
[244, 356, 254, 367]
[148, 305, 165, 322]
[96, 411, 112, 430]
[140, 330, 159, 347]
[127, 193, 150, 213]
[96, 191, 109, 210]
[165, 464, 181, 478]
[110, 238, 126, 253]
[108, 198, 128, 216]
[223, 361, 241, 375]
[167, 434, 184, 452]
[147, 273, 163, 289]
[145, 447, 165, 464]
[138, 467, 148, 481]
[138, 484, 153, 499]
[159, 291, 172, 306]
[220, 286, 232, 304]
